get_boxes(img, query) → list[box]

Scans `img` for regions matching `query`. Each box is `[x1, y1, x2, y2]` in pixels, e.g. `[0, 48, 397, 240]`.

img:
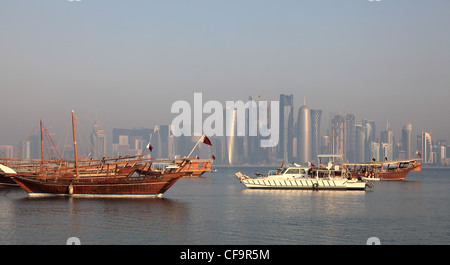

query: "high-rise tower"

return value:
[224, 108, 239, 165]
[297, 101, 311, 164]
[279, 94, 294, 162]
[345, 114, 356, 163]
[310, 109, 322, 163]
[422, 131, 432, 164]
[355, 124, 366, 163]
[402, 122, 412, 159]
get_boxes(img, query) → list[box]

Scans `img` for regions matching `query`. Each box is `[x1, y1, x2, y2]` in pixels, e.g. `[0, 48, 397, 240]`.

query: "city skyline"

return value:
[2, 92, 448, 166]
[1, 1, 450, 150]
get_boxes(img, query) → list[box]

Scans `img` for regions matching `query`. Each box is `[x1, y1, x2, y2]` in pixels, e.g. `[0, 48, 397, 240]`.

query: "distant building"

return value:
[402, 123, 412, 159]
[331, 115, 345, 157]
[152, 125, 170, 159]
[297, 103, 311, 164]
[310, 109, 322, 163]
[112, 128, 153, 156]
[355, 124, 366, 162]
[90, 122, 107, 157]
[380, 120, 394, 161]
[345, 114, 356, 163]
[381, 142, 393, 161]
[279, 94, 294, 162]
[363, 119, 376, 161]
[225, 108, 238, 165]
[0, 145, 13, 158]
[370, 142, 380, 162]
[422, 131, 433, 164]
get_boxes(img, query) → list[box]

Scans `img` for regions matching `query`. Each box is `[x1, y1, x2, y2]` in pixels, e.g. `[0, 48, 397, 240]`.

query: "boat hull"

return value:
[12, 174, 184, 197]
[347, 161, 421, 181]
[181, 159, 212, 178]
[0, 174, 18, 187]
[235, 173, 367, 191]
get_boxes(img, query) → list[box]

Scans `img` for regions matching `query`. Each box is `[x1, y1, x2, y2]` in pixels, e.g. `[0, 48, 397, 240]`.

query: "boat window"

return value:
[286, 168, 300, 174]
[300, 169, 306, 174]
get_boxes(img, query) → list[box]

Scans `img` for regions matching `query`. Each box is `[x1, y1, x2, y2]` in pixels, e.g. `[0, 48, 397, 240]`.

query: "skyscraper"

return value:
[0, 145, 13, 158]
[310, 109, 322, 163]
[297, 103, 311, 164]
[225, 108, 237, 165]
[90, 121, 107, 157]
[331, 115, 345, 156]
[355, 124, 366, 162]
[345, 114, 356, 162]
[112, 128, 153, 156]
[247, 96, 261, 163]
[380, 120, 394, 161]
[279, 94, 294, 162]
[363, 119, 376, 161]
[422, 131, 432, 164]
[402, 122, 412, 159]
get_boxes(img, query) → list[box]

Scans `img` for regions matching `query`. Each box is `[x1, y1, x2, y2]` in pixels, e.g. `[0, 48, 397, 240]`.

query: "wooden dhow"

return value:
[7, 111, 190, 197]
[344, 159, 422, 181]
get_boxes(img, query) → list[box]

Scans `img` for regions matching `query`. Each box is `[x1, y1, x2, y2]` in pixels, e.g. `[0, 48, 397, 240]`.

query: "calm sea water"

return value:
[0, 167, 449, 245]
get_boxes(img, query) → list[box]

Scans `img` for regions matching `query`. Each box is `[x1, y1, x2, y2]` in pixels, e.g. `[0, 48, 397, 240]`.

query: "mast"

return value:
[40, 119, 45, 172]
[72, 111, 79, 180]
[187, 134, 204, 158]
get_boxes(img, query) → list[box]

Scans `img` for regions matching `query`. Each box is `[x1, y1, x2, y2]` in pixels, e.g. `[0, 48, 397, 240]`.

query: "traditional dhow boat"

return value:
[344, 159, 422, 181]
[236, 155, 370, 191]
[8, 111, 190, 197]
[0, 120, 67, 187]
[0, 163, 18, 186]
[175, 158, 213, 178]
[10, 160, 188, 197]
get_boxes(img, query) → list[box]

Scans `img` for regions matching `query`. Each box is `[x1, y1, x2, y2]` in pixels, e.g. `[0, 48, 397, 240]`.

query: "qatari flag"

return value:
[146, 143, 153, 152]
[202, 135, 212, 146]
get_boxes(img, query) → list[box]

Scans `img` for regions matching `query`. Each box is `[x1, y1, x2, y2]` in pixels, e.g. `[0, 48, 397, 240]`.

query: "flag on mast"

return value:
[202, 134, 212, 146]
[146, 143, 153, 152]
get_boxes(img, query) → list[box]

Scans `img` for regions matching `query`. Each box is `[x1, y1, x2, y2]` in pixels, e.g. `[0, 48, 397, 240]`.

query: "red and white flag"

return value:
[201, 135, 212, 146]
[146, 143, 153, 152]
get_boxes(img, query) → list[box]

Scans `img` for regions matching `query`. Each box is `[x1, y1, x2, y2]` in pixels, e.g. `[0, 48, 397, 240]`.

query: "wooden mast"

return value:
[40, 119, 45, 172]
[72, 111, 79, 180]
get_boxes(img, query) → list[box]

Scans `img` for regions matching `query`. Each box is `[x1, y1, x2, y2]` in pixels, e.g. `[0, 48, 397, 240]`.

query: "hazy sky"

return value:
[1, 0, 450, 149]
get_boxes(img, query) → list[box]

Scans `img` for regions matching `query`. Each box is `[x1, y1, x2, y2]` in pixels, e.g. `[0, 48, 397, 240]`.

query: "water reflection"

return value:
[0, 188, 190, 244]
[1, 168, 450, 244]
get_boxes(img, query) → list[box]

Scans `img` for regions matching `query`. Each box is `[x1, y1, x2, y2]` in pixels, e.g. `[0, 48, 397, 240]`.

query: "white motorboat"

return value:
[235, 155, 371, 191]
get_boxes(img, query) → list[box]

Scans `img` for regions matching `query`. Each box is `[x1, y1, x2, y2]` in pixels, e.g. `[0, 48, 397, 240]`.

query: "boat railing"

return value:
[313, 167, 350, 180]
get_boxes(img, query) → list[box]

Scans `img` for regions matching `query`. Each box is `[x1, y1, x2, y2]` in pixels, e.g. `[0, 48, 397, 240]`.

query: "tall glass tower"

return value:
[297, 103, 311, 164]
[310, 109, 322, 163]
[355, 124, 366, 163]
[279, 94, 294, 162]
[402, 122, 412, 159]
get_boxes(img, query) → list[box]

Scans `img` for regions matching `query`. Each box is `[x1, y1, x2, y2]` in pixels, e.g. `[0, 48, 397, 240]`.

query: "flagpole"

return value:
[187, 134, 204, 158]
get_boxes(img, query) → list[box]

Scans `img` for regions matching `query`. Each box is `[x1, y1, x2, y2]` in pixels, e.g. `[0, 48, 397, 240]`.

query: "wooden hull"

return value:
[11, 173, 184, 197]
[180, 159, 212, 177]
[352, 163, 421, 181]
[0, 174, 18, 186]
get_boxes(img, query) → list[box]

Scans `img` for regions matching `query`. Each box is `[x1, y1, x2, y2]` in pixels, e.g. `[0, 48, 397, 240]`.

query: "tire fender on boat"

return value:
[68, 183, 74, 195]
[312, 183, 319, 190]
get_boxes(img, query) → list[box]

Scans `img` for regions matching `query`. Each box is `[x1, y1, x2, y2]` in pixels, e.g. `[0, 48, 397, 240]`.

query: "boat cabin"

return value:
[266, 163, 310, 179]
